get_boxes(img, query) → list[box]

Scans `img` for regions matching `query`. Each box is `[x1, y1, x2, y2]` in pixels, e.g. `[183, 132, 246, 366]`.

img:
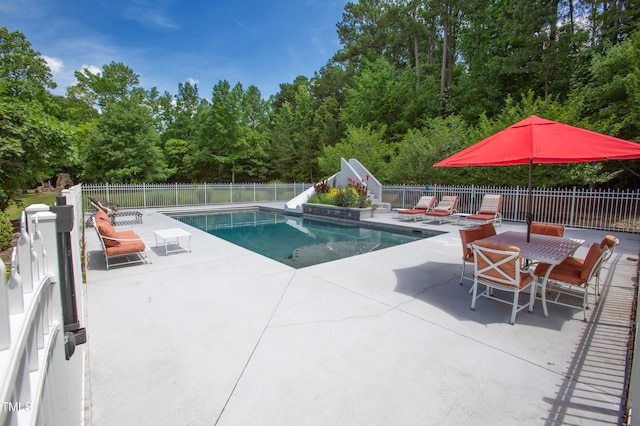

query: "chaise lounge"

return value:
[89, 196, 143, 226]
[396, 196, 436, 221]
[468, 194, 503, 225]
[92, 209, 150, 270]
[424, 195, 459, 224]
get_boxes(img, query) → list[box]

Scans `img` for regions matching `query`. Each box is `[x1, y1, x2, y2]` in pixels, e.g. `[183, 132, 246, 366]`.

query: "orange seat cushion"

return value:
[468, 213, 495, 221]
[105, 239, 146, 256]
[398, 208, 427, 215]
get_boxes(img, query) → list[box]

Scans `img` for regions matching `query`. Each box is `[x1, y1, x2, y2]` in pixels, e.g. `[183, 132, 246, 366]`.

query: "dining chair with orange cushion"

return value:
[559, 235, 619, 304]
[530, 222, 565, 237]
[471, 239, 535, 325]
[533, 242, 608, 321]
[459, 227, 486, 285]
[478, 223, 497, 238]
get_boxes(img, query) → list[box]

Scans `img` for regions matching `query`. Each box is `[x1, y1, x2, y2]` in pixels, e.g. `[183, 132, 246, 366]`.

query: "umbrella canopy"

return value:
[433, 115, 640, 240]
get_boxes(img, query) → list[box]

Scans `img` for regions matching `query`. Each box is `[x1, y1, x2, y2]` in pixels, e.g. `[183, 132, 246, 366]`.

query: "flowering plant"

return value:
[307, 177, 373, 208]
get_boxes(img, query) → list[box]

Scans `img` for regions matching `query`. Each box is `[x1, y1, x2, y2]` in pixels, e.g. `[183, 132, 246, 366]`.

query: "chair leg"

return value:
[471, 279, 478, 311]
[460, 261, 465, 285]
[582, 285, 588, 322]
[510, 291, 518, 325]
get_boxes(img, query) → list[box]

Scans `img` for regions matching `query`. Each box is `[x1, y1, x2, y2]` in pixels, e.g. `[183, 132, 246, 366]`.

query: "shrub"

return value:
[0, 212, 13, 251]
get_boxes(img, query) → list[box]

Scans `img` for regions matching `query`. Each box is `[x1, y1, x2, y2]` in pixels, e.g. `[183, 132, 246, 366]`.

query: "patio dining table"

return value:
[477, 231, 584, 317]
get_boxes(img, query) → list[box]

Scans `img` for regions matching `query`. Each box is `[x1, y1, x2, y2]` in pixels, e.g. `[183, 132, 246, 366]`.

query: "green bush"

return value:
[0, 212, 13, 251]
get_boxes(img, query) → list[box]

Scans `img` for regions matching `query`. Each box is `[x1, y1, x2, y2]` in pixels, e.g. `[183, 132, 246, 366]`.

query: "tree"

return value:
[319, 124, 394, 181]
[68, 61, 142, 108]
[266, 102, 296, 181]
[0, 27, 74, 210]
[0, 95, 74, 210]
[340, 56, 436, 139]
[81, 100, 168, 183]
[0, 26, 56, 99]
[386, 115, 469, 184]
[162, 81, 206, 144]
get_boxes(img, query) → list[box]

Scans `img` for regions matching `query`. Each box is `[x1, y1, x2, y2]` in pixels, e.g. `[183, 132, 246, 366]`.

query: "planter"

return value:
[302, 203, 374, 220]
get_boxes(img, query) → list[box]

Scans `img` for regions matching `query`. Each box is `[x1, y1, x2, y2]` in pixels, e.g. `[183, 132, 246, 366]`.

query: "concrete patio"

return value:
[82, 204, 640, 425]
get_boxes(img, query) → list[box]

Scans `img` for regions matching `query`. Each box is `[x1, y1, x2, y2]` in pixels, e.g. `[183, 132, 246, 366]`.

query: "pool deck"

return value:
[83, 204, 640, 425]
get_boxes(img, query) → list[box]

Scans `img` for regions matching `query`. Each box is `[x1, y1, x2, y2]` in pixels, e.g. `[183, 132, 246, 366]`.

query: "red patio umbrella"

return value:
[433, 115, 640, 241]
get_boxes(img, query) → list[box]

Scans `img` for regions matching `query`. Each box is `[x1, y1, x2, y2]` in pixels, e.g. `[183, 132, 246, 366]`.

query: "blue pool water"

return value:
[172, 210, 441, 268]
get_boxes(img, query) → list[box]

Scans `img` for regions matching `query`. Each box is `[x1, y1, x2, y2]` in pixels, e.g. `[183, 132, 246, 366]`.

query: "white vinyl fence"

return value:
[0, 185, 85, 425]
[83, 183, 640, 233]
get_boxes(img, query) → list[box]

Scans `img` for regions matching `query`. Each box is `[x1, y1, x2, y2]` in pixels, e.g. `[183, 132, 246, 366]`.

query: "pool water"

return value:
[172, 210, 440, 269]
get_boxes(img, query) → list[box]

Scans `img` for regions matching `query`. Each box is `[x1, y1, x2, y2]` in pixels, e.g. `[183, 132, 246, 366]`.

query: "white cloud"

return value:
[43, 55, 64, 74]
[81, 64, 102, 75]
[187, 78, 199, 85]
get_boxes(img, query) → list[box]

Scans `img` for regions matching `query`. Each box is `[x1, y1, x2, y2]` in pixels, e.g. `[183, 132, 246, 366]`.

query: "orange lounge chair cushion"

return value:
[95, 209, 111, 223]
[425, 211, 453, 217]
[105, 237, 146, 256]
[398, 208, 428, 215]
[96, 219, 119, 247]
[467, 213, 496, 221]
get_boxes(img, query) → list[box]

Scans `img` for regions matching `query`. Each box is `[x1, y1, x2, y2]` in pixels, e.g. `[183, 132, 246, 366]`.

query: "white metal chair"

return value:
[533, 242, 608, 321]
[471, 239, 535, 325]
[459, 227, 485, 285]
[552, 235, 618, 306]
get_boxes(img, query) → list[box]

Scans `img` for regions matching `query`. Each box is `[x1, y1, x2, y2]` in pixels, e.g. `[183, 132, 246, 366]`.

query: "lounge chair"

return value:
[468, 194, 503, 225]
[424, 195, 459, 224]
[89, 196, 143, 226]
[471, 239, 535, 325]
[92, 209, 150, 270]
[396, 196, 436, 221]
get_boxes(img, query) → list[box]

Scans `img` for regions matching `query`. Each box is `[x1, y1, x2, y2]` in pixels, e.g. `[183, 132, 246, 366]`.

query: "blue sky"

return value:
[2, 0, 348, 99]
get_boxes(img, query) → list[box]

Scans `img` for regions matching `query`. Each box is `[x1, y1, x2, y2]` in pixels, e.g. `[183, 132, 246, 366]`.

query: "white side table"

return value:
[153, 228, 192, 255]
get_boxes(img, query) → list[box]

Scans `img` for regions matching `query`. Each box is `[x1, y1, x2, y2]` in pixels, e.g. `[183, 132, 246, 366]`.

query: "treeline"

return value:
[1, 0, 639, 212]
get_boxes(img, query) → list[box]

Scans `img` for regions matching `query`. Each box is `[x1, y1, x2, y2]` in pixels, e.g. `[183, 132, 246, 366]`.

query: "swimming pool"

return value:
[172, 210, 442, 268]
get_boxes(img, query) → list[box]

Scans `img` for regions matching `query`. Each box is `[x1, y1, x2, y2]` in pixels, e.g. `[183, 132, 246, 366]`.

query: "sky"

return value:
[2, 0, 349, 99]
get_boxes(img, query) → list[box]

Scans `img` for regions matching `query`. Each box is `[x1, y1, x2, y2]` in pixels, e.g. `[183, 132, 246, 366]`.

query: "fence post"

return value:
[569, 186, 576, 228]
[0, 261, 9, 350]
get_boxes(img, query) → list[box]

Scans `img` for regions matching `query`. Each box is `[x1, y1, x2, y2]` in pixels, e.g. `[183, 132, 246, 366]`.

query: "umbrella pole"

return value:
[526, 158, 533, 242]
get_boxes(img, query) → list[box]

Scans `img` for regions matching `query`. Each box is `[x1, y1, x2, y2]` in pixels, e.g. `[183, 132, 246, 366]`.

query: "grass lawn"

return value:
[5, 191, 60, 221]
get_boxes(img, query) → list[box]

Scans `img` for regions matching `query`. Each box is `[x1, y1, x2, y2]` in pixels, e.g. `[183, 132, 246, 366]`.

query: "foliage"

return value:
[313, 179, 331, 194]
[0, 96, 74, 210]
[81, 100, 168, 183]
[5, 7, 640, 191]
[387, 115, 470, 184]
[68, 61, 143, 108]
[0, 211, 12, 251]
[319, 124, 394, 181]
[0, 26, 56, 99]
[307, 185, 372, 209]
